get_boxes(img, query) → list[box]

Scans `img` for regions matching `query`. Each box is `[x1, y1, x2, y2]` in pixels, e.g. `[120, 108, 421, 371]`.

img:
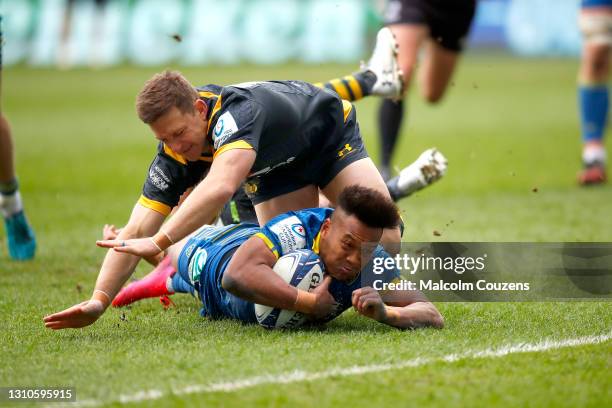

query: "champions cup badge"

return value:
[291, 224, 305, 237]
[214, 119, 224, 137]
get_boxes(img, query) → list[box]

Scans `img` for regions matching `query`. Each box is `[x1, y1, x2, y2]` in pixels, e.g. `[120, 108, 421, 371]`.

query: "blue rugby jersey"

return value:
[178, 208, 400, 323]
[255, 208, 401, 323]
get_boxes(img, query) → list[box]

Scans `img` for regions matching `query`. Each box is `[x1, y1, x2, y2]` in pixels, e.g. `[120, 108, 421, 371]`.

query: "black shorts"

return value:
[244, 106, 369, 205]
[384, 0, 476, 52]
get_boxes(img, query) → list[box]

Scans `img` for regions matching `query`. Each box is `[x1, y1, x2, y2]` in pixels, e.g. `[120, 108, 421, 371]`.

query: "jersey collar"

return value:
[312, 230, 322, 254]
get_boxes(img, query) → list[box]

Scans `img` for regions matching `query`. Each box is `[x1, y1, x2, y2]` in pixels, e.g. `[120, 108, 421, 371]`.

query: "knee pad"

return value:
[580, 12, 612, 46]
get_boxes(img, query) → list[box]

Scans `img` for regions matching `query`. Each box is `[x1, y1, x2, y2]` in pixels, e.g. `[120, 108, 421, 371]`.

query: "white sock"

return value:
[166, 277, 175, 294]
[583, 145, 607, 165]
[0, 191, 23, 218]
[396, 163, 426, 193]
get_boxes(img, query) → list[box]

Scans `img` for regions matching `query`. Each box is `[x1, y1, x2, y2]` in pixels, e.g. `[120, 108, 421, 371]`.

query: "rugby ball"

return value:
[255, 249, 325, 329]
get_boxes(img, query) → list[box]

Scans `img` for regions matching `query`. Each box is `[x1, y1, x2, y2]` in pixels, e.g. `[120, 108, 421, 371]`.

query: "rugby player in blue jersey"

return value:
[44, 186, 443, 330]
[577, 0, 612, 185]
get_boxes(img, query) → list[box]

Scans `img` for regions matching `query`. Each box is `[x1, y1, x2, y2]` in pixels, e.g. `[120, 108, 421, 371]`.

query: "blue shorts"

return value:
[177, 223, 260, 322]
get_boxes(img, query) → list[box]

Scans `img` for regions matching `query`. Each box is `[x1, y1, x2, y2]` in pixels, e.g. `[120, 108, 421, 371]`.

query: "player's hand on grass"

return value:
[352, 287, 386, 322]
[43, 300, 105, 330]
[102, 224, 122, 240]
[310, 276, 338, 319]
[96, 236, 161, 257]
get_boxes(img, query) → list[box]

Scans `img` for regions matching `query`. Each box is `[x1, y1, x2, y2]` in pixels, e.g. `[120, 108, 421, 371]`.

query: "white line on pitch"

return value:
[60, 332, 612, 407]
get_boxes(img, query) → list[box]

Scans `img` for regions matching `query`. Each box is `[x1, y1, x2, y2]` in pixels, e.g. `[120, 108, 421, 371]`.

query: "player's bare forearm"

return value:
[382, 302, 444, 330]
[44, 204, 165, 330]
[222, 236, 297, 310]
[223, 236, 337, 317]
[94, 204, 165, 300]
[96, 150, 255, 259]
[161, 149, 256, 244]
[352, 287, 443, 329]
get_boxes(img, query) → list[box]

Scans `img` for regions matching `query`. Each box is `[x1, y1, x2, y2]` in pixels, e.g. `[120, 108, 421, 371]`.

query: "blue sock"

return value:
[171, 271, 194, 295]
[579, 84, 609, 143]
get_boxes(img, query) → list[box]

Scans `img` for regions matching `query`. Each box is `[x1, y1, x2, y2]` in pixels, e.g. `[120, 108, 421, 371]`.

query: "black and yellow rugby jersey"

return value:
[206, 80, 352, 175]
[139, 81, 352, 216]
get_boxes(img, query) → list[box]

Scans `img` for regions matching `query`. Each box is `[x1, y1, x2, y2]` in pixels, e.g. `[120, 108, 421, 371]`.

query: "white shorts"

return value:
[580, 10, 612, 46]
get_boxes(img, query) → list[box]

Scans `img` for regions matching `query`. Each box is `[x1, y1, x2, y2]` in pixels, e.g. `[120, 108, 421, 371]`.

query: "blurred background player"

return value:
[365, 0, 477, 181]
[57, 0, 109, 69]
[577, 0, 612, 185]
[0, 15, 36, 260]
[313, 26, 449, 196]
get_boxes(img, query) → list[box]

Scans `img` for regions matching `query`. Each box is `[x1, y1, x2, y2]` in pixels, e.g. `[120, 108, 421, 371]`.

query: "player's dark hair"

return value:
[336, 185, 399, 229]
[136, 70, 199, 124]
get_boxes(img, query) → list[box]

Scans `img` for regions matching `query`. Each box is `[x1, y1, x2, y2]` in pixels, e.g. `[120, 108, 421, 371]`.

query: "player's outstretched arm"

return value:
[222, 236, 338, 319]
[44, 204, 165, 330]
[352, 287, 444, 329]
[97, 149, 256, 259]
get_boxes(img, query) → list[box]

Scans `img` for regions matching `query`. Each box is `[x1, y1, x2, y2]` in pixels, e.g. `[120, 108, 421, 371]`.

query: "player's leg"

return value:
[112, 231, 197, 307]
[0, 115, 37, 261]
[417, 39, 460, 104]
[386, 148, 447, 201]
[313, 71, 378, 102]
[315, 105, 401, 249]
[577, 5, 612, 185]
[314, 27, 403, 102]
[378, 0, 475, 179]
[378, 41, 458, 198]
[321, 157, 389, 202]
[415, 0, 475, 104]
[320, 157, 401, 252]
[0, 115, 14, 185]
[378, 24, 429, 179]
[0, 16, 36, 260]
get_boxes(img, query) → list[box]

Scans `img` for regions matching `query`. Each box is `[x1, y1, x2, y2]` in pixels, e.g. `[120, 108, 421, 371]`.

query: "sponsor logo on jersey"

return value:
[184, 243, 196, 259]
[248, 157, 296, 177]
[231, 81, 264, 89]
[337, 143, 353, 158]
[269, 216, 307, 254]
[188, 247, 208, 285]
[148, 164, 170, 191]
[213, 111, 239, 149]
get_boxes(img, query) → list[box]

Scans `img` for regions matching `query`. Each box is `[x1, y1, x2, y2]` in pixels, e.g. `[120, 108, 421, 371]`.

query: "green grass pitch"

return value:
[1, 55, 611, 407]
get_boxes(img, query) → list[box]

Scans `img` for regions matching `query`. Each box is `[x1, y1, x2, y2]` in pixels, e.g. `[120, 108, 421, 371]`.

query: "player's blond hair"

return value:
[136, 70, 199, 124]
